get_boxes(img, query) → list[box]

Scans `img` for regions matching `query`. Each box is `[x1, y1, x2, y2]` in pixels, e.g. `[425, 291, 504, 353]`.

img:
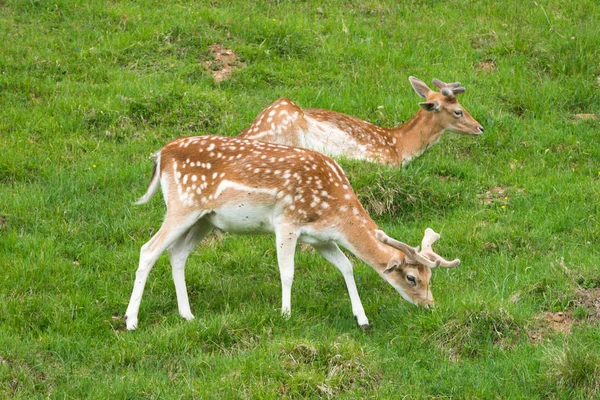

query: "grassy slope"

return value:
[1, 0, 599, 397]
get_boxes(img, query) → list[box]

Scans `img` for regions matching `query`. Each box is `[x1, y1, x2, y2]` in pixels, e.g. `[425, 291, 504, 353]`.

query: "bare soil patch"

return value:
[478, 186, 522, 205]
[528, 312, 573, 344]
[528, 287, 600, 344]
[202, 44, 246, 82]
[479, 186, 507, 205]
[476, 60, 497, 73]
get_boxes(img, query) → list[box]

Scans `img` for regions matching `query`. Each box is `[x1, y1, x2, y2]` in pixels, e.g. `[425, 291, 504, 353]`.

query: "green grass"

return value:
[2, 0, 600, 397]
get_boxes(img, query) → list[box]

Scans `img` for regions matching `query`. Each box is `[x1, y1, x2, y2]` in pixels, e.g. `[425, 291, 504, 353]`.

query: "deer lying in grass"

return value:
[125, 135, 460, 330]
[239, 77, 484, 166]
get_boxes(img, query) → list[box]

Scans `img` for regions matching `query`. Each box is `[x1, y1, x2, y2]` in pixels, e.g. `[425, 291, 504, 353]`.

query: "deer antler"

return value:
[420, 228, 461, 268]
[375, 230, 440, 269]
[432, 78, 466, 98]
[376, 229, 460, 269]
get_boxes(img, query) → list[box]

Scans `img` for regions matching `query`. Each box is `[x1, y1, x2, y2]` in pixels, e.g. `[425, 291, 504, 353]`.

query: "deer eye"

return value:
[406, 275, 417, 286]
[453, 109, 463, 118]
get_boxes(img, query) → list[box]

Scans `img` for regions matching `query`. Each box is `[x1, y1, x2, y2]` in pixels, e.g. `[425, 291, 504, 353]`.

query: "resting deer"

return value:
[125, 135, 460, 330]
[239, 76, 484, 166]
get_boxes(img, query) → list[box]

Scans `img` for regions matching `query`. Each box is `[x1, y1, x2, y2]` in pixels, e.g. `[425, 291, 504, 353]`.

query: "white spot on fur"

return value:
[214, 180, 278, 199]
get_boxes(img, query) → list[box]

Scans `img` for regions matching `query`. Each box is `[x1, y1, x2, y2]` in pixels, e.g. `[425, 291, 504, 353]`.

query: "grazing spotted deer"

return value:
[239, 76, 484, 166]
[125, 135, 460, 330]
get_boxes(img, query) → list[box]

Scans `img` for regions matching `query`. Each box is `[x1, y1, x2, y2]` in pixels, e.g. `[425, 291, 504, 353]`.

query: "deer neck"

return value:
[389, 110, 444, 165]
[335, 209, 399, 274]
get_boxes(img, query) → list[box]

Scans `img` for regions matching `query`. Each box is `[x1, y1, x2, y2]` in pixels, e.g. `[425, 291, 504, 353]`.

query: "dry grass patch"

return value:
[433, 308, 522, 361]
[573, 113, 598, 123]
[544, 345, 600, 397]
[470, 33, 496, 49]
[278, 340, 378, 398]
[478, 186, 509, 205]
[572, 287, 600, 322]
[203, 229, 225, 246]
[200, 326, 262, 355]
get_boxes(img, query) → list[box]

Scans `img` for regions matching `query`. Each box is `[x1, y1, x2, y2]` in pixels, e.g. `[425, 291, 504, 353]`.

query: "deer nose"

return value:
[478, 125, 485, 134]
[421, 297, 435, 310]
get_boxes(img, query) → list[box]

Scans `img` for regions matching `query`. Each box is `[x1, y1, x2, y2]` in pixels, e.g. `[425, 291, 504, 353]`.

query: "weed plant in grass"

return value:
[1, 0, 600, 398]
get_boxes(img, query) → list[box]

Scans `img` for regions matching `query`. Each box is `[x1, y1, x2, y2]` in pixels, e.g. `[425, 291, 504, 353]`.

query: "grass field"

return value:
[1, 0, 600, 398]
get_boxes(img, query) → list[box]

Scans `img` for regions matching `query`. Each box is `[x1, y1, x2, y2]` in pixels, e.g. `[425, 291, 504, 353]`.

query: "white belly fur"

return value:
[206, 205, 339, 247]
[207, 203, 276, 234]
[206, 181, 279, 234]
[203, 180, 344, 246]
[301, 117, 370, 160]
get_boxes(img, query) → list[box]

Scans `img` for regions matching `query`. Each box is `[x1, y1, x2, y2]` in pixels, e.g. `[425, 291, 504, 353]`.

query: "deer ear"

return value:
[409, 76, 431, 99]
[419, 101, 440, 112]
[383, 256, 404, 274]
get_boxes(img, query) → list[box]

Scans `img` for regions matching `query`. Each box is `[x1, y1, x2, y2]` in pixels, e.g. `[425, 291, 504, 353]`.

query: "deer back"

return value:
[157, 135, 369, 230]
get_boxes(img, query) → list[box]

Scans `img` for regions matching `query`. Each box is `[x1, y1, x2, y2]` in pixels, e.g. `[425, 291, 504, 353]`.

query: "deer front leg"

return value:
[313, 242, 369, 328]
[167, 221, 213, 322]
[275, 225, 299, 317]
[125, 213, 202, 330]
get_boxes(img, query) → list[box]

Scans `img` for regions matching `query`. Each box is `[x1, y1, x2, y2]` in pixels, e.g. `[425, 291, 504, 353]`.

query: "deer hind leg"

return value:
[167, 219, 213, 322]
[125, 210, 207, 330]
[275, 225, 299, 317]
[313, 242, 369, 327]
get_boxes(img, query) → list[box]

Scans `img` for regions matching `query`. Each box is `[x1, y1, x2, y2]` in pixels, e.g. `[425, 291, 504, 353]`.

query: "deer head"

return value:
[409, 76, 484, 136]
[375, 228, 460, 307]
